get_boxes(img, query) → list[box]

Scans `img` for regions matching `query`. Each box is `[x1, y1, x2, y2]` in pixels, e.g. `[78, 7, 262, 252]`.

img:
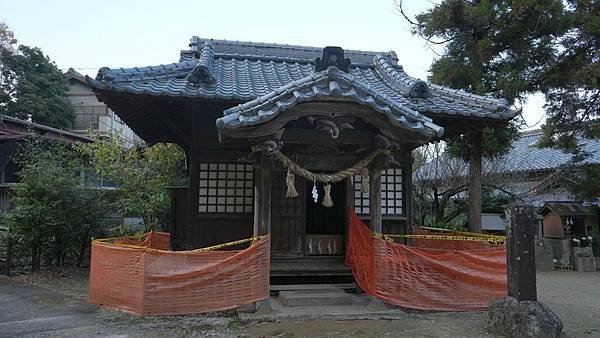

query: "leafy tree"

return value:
[80, 135, 187, 231]
[0, 22, 73, 129]
[399, 0, 568, 231]
[6, 137, 107, 271]
[0, 22, 17, 51]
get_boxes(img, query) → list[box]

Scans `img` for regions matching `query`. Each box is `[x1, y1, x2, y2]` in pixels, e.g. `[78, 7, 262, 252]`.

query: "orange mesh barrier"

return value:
[345, 210, 507, 311]
[89, 233, 270, 316]
[114, 231, 171, 250]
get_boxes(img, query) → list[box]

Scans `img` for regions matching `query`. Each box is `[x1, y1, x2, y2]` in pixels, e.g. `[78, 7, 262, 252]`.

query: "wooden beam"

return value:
[369, 166, 383, 233]
[282, 127, 376, 145]
[506, 204, 537, 301]
[227, 102, 431, 144]
[189, 149, 251, 162]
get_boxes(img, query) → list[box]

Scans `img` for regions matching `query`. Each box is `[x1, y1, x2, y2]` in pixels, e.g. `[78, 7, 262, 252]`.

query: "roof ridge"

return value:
[520, 129, 542, 136]
[0, 114, 94, 142]
[65, 68, 88, 84]
[190, 36, 389, 56]
[186, 40, 215, 85]
[427, 83, 509, 112]
[374, 54, 430, 98]
[95, 60, 197, 82]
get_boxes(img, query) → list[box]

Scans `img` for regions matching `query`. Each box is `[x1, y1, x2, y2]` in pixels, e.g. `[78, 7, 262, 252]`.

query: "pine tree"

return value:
[398, 0, 591, 230]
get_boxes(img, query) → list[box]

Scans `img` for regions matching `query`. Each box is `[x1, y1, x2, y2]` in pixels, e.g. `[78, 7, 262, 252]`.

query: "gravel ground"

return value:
[537, 270, 600, 337]
[0, 268, 598, 337]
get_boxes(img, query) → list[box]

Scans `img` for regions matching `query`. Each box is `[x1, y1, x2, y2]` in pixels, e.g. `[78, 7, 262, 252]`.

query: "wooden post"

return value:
[403, 159, 413, 244]
[369, 166, 382, 233]
[258, 165, 272, 236]
[505, 204, 536, 301]
[186, 154, 199, 250]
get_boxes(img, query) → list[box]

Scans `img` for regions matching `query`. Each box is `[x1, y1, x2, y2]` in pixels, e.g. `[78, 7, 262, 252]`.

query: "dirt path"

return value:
[241, 312, 497, 337]
[537, 271, 600, 337]
[0, 269, 598, 337]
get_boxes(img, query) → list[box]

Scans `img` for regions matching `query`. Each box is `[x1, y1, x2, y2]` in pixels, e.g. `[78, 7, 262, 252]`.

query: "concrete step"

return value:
[278, 289, 353, 307]
[270, 283, 355, 292]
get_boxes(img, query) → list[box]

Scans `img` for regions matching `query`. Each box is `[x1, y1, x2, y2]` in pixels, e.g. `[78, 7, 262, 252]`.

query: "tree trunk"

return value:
[77, 236, 88, 268]
[31, 242, 40, 272]
[5, 236, 11, 276]
[468, 132, 483, 233]
[56, 249, 62, 267]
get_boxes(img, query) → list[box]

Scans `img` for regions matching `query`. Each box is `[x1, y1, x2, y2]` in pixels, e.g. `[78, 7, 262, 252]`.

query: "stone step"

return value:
[278, 290, 353, 307]
[270, 283, 355, 292]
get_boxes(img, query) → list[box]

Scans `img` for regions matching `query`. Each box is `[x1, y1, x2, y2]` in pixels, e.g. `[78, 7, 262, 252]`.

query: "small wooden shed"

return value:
[88, 37, 517, 279]
[539, 202, 598, 239]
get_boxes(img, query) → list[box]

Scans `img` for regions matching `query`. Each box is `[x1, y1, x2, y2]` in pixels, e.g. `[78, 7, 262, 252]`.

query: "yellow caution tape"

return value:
[373, 232, 505, 244]
[192, 236, 267, 252]
[93, 233, 267, 252]
[418, 226, 505, 240]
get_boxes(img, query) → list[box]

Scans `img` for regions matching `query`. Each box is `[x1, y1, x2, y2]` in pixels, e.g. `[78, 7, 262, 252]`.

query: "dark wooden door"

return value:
[271, 171, 306, 257]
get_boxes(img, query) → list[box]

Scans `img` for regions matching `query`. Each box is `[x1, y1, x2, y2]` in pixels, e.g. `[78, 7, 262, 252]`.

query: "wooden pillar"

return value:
[402, 164, 413, 244]
[506, 204, 536, 301]
[186, 153, 200, 250]
[369, 166, 382, 233]
[258, 165, 272, 236]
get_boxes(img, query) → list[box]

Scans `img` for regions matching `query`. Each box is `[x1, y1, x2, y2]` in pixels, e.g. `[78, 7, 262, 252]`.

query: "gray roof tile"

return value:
[416, 129, 600, 180]
[89, 37, 519, 126]
[217, 66, 444, 137]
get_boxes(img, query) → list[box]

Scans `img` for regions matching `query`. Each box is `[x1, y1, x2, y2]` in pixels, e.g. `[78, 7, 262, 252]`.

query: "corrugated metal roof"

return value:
[88, 37, 518, 126]
[482, 213, 506, 231]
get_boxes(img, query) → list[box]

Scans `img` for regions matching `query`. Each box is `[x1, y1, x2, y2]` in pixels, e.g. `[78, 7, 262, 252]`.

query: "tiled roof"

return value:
[217, 66, 444, 137]
[88, 37, 518, 130]
[0, 114, 94, 143]
[416, 129, 600, 179]
[492, 130, 600, 173]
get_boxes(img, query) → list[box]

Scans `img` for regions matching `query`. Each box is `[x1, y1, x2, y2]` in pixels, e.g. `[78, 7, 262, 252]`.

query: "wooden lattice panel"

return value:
[353, 168, 403, 216]
[198, 163, 254, 213]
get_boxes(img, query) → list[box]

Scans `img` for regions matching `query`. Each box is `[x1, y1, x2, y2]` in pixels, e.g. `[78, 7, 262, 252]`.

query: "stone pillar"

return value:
[505, 204, 536, 301]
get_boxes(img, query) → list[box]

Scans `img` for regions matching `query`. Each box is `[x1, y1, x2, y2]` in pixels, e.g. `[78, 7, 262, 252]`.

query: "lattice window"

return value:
[198, 163, 254, 213]
[353, 168, 403, 216]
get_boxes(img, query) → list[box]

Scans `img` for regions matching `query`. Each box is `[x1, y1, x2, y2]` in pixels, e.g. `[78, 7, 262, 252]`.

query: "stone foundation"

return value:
[488, 297, 563, 338]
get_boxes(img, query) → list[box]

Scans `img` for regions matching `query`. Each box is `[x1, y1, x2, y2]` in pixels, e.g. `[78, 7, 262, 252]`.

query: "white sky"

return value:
[2, 0, 545, 129]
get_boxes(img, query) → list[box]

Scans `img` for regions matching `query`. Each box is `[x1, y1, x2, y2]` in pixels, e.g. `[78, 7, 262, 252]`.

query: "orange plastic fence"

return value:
[89, 232, 270, 316]
[345, 210, 507, 311]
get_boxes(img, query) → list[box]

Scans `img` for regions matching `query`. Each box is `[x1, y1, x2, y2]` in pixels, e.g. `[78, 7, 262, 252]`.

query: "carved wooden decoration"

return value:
[305, 116, 355, 139]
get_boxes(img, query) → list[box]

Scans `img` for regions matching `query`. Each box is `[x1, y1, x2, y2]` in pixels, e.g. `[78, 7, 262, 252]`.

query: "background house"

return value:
[65, 68, 139, 146]
[0, 114, 94, 215]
